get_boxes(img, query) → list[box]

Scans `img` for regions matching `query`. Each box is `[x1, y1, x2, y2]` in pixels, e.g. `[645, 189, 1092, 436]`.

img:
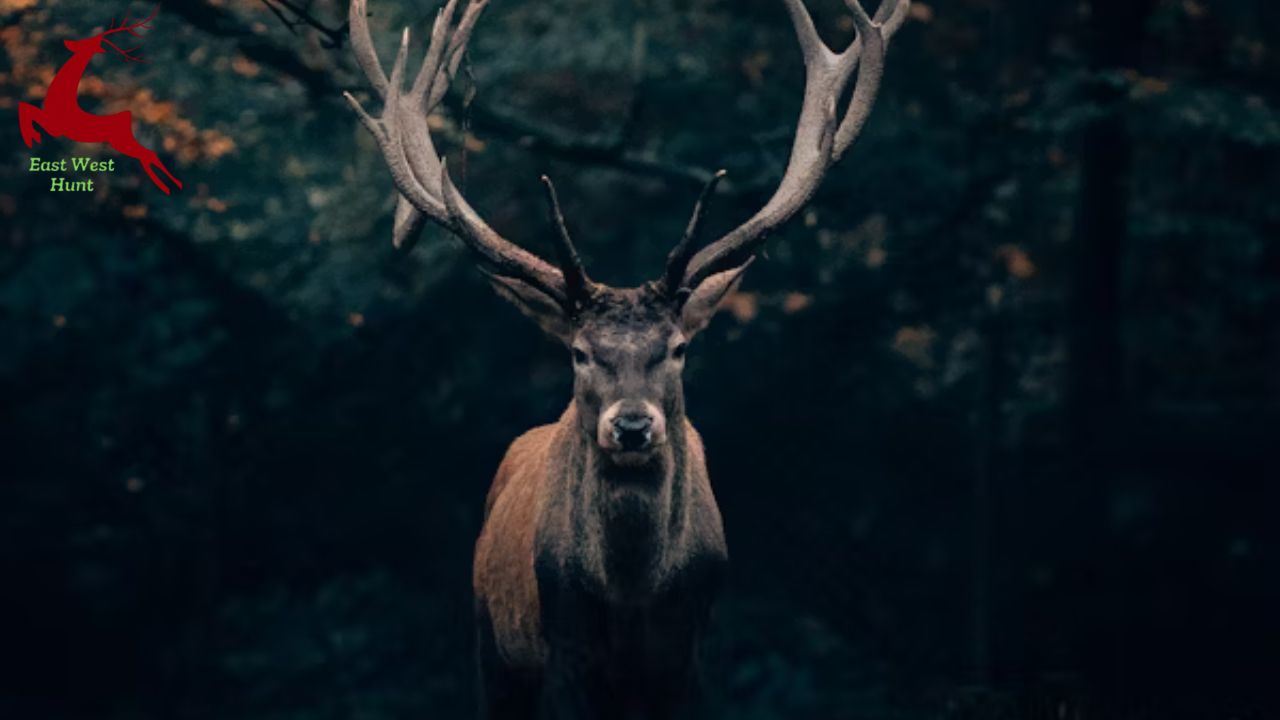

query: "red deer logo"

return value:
[17, 5, 182, 195]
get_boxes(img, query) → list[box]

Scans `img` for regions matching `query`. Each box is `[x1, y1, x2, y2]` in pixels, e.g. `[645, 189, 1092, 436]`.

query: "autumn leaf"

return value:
[996, 244, 1037, 280]
[0, 0, 39, 12]
[231, 55, 261, 78]
[892, 326, 936, 369]
[722, 293, 759, 323]
[782, 293, 814, 315]
[910, 3, 935, 23]
[741, 51, 771, 88]
[2, 22, 234, 166]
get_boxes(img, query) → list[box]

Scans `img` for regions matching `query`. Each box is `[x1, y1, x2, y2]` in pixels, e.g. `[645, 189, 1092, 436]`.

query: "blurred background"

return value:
[2, 0, 1278, 718]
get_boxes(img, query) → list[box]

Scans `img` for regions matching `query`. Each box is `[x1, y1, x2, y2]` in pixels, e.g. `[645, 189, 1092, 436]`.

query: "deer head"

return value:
[65, 5, 158, 63]
[345, 0, 908, 466]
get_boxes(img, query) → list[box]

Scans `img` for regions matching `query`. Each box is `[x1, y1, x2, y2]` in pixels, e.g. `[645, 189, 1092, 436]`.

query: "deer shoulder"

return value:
[473, 420, 562, 669]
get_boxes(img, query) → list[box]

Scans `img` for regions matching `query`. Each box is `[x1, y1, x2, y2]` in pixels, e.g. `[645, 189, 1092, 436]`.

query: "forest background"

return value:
[2, 0, 1277, 717]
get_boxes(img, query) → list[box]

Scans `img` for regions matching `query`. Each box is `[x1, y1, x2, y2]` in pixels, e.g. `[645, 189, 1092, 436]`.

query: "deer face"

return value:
[571, 291, 683, 464]
[491, 273, 747, 466]
[64, 37, 106, 55]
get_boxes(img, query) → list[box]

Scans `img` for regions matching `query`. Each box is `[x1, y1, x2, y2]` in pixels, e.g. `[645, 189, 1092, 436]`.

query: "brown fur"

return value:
[473, 421, 558, 669]
[472, 402, 718, 674]
[470, 283, 737, 718]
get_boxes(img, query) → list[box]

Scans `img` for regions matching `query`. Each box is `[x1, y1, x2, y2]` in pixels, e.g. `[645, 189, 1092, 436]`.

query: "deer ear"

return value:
[488, 274, 574, 344]
[680, 259, 753, 337]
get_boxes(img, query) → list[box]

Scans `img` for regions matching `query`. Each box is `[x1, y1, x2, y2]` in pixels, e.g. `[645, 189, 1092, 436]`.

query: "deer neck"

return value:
[556, 401, 694, 602]
[46, 51, 94, 111]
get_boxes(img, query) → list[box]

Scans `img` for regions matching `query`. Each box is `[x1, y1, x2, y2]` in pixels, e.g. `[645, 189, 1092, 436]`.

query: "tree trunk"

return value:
[1067, 0, 1153, 711]
[1067, 0, 1151, 446]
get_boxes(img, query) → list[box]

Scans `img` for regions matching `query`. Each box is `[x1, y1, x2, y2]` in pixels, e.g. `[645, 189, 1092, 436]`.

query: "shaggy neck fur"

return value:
[556, 401, 695, 603]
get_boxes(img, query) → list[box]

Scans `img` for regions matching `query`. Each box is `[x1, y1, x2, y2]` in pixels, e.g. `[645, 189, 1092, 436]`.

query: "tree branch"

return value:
[462, 100, 717, 191]
[167, 1, 338, 98]
[258, 0, 349, 49]
[209, 0, 741, 190]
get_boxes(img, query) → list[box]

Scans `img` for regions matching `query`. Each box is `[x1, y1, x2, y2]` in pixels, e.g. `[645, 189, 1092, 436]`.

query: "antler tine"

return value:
[780, 0, 827, 64]
[410, 0, 461, 103]
[345, 24, 448, 219]
[349, 0, 389, 100]
[395, 0, 488, 111]
[441, 161, 569, 301]
[876, 0, 912, 32]
[103, 3, 159, 38]
[539, 176, 593, 307]
[830, 0, 906, 161]
[350, 0, 451, 248]
[347, 0, 573, 306]
[138, 4, 160, 28]
[429, 0, 488, 108]
[102, 38, 149, 63]
[385, 0, 488, 251]
[676, 0, 909, 291]
[662, 169, 726, 297]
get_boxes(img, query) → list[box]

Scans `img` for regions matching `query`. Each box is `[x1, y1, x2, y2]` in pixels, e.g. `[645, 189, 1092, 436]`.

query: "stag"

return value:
[345, 0, 909, 716]
[18, 6, 182, 194]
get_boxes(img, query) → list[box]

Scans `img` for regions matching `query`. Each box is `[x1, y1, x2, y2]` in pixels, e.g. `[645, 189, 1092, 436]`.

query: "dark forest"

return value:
[1, 0, 1277, 717]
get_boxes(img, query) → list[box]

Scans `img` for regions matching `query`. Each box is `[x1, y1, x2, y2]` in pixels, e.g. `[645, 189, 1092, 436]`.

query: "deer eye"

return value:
[572, 347, 590, 366]
[671, 342, 688, 361]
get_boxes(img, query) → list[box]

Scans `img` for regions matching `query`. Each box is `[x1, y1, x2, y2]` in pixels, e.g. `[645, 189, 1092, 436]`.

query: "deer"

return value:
[18, 5, 183, 195]
[344, 0, 909, 716]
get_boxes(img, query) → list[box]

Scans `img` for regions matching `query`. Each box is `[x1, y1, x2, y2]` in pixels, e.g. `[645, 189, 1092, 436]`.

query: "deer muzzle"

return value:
[598, 401, 667, 461]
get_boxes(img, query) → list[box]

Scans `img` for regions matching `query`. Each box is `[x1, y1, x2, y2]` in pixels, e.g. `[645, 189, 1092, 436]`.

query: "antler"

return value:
[104, 5, 159, 37]
[662, 169, 726, 298]
[101, 4, 160, 63]
[540, 175, 593, 305]
[665, 0, 910, 294]
[345, 0, 593, 309]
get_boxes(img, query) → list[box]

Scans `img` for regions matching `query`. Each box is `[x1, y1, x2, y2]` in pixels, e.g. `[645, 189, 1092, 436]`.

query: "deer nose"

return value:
[612, 414, 654, 451]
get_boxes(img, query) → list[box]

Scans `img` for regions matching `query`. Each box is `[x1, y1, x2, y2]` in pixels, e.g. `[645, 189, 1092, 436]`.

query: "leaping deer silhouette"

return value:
[18, 5, 182, 195]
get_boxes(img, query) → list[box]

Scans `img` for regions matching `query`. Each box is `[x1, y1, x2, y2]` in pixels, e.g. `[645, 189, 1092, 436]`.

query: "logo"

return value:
[17, 5, 182, 195]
